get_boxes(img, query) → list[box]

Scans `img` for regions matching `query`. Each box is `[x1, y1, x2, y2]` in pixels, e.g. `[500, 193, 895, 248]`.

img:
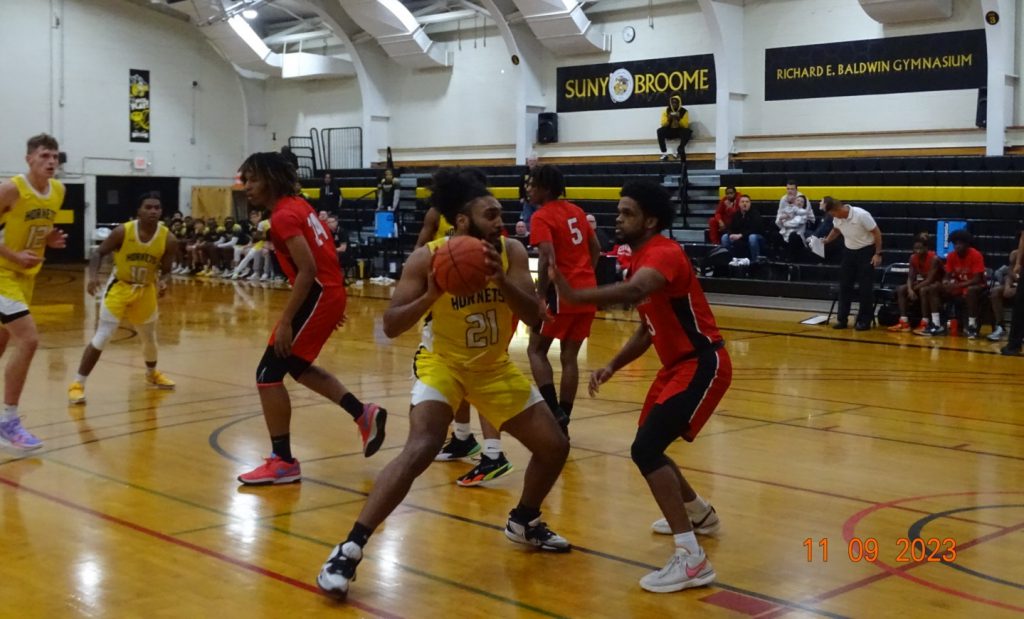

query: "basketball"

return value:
[433, 235, 491, 296]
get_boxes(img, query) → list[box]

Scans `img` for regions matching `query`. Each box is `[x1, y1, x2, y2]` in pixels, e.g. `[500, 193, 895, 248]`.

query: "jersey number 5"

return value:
[465, 310, 499, 348]
[567, 217, 583, 245]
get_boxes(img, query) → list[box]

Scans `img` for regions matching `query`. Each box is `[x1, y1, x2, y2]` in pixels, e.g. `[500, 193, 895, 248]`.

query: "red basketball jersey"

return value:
[529, 199, 597, 313]
[270, 195, 344, 287]
[944, 247, 985, 284]
[630, 235, 722, 367]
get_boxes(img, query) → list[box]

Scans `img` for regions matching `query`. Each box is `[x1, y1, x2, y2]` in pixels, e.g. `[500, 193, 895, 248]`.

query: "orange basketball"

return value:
[433, 236, 491, 297]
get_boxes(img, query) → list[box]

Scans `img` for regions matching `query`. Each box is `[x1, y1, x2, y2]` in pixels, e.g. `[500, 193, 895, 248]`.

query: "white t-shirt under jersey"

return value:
[832, 205, 877, 250]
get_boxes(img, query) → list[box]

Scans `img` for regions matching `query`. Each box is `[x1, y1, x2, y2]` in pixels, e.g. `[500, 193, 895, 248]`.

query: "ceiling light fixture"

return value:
[242, 8, 258, 19]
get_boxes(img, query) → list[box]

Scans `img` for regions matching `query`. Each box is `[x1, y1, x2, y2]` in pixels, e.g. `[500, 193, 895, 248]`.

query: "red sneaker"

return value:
[887, 319, 911, 332]
[237, 455, 301, 485]
[356, 403, 387, 457]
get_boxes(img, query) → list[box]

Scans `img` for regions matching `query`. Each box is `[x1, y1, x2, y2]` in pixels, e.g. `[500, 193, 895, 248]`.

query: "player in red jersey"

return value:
[236, 153, 387, 485]
[550, 180, 730, 594]
[527, 164, 600, 432]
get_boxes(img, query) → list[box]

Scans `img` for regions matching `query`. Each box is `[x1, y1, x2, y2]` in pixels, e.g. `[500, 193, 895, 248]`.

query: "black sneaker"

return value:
[435, 432, 481, 461]
[1001, 345, 1022, 356]
[317, 541, 362, 600]
[965, 325, 979, 340]
[505, 513, 571, 552]
[925, 323, 948, 336]
[854, 321, 871, 331]
[456, 452, 514, 487]
[832, 321, 849, 330]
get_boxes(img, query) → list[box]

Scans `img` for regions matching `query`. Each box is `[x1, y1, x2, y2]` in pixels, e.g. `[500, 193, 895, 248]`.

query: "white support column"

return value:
[698, 0, 744, 170]
[982, 0, 1017, 156]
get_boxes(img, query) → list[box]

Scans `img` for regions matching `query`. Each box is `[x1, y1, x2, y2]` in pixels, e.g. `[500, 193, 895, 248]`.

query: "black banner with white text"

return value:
[765, 30, 986, 101]
[557, 55, 716, 113]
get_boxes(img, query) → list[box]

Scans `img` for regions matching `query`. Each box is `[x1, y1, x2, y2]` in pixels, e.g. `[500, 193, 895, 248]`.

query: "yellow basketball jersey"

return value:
[113, 220, 168, 285]
[0, 175, 65, 275]
[433, 212, 454, 241]
[252, 219, 270, 250]
[422, 236, 513, 366]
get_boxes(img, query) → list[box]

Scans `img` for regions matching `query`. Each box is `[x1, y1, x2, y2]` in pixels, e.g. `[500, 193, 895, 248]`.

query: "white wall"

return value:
[264, 77, 363, 150]
[0, 0, 246, 226]
[741, 0, 987, 153]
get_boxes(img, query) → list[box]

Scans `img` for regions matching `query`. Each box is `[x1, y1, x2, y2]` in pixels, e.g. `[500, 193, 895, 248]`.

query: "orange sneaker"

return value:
[888, 319, 911, 332]
[356, 403, 387, 457]
[237, 455, 301, 485]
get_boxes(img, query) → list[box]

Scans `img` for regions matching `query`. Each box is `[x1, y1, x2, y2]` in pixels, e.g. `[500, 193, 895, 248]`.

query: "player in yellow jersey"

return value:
[0, 134, 67, 450]
[416, 172, 513, 485]
[318, 168, 571, 600]
[67, 192, 178, 404]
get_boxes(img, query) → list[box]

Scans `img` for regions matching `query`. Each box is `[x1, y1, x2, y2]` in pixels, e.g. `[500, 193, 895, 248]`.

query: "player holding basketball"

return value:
[549, 180, 730, 593]
[68, 192, 178, 403]
[0, 133, 67, 450]
[526, 164, 600, 433]
[236, 152, 386, 485]
[418, 171, 513, 485]
[317, 168, 571, 600]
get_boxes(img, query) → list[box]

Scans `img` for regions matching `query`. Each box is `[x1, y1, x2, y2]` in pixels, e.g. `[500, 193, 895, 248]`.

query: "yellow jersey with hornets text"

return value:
[0, 175, 65, 276]
[113, 220, 168, 286]
[422, 236, 513, 367]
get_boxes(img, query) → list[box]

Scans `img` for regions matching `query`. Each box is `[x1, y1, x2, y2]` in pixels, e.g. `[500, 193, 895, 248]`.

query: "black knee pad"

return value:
[630, 437, 671, 476]
[255, 347, 311, 385]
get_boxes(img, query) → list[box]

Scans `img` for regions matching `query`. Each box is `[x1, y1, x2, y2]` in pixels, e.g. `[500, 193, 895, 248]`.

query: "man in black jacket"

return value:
[721, 196, 764, 262]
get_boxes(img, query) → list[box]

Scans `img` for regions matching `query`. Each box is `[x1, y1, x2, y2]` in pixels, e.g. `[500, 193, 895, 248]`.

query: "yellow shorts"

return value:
[102, 280, 158, 324]
[411, 348, 543, 429]
[0, 270, 35, 323]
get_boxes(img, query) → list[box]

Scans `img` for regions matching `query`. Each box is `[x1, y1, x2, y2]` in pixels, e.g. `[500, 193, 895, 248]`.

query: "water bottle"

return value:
[948, 318, 959, 337]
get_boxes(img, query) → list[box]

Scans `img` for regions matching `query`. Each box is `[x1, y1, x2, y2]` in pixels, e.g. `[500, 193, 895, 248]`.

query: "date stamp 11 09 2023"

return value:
[804, 537, 957, 563]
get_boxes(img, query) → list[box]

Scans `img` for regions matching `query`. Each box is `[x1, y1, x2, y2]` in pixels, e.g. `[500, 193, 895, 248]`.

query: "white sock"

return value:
[968, 317, 978, 327]
[673, 531, 700, 554]
[453, 422, 472, 441]
[75, 374, 88, 385]
[931, 312, 941, 325]
[684, 495, 710, 520]
[899, 316, 908, 323]
[483, 438, 502, 459]
[2, 404, 17, 422]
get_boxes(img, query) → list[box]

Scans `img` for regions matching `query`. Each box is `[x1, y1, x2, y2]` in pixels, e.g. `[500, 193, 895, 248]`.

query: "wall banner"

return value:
[765, 30, 986, 101]
[129, 69, 151, 143]
[556, 54, 716, 113]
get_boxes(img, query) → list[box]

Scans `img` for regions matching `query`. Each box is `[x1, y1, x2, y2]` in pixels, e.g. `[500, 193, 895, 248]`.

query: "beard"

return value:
[468, 219, 501, 249]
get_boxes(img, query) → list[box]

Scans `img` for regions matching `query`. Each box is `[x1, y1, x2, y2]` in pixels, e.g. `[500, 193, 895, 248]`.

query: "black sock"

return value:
[538, 384, 559, 413]
[347, 522, 373, 547]
[560, 400, 574, 417]
[271, 434, 293, 462]
[510, 505, 541, 525]
[339, 393, 364, 420]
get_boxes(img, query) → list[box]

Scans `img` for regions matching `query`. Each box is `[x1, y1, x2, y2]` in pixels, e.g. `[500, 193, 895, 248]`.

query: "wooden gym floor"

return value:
[1, 265, 1022, 618]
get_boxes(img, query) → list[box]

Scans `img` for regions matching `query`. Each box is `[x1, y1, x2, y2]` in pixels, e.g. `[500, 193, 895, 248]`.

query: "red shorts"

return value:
[267, 283, 347, 362]
[540, 311, 595, 341]
[639, 346, 732, 441]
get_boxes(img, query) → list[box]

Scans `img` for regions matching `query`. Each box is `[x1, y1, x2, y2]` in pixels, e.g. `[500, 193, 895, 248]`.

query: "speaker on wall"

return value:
[538, 112, 558, 144]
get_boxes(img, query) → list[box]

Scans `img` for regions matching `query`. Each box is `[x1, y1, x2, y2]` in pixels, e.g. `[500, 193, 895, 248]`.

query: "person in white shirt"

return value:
[820, 196, 882, 330]
[775, 194, 814, 262]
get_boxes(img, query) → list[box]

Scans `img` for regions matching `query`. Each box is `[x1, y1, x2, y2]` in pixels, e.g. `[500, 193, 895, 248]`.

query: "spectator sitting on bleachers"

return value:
[890, 233, 943, 333]
[925, 229, 987, 338]
[586, 213, 613, 252]
[656, 95, 692, 161]
[775, 194, 815, 262]
[987, 243, 1019, 341]
[722, 196, 765, 263]
[513, 219, 531, 247]
[708, 186, 741, 245]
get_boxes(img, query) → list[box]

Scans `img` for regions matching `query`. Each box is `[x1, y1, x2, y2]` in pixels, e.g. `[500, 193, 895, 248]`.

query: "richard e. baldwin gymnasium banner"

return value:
[765, 30, 986, 101]
[557, 55, 716, 113]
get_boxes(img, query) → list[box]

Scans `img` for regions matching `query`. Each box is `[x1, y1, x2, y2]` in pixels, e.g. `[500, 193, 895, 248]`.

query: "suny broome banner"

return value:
[765, 30, 986, 101]
[129, 69, 151, 143]
[557, 54, 716, 113]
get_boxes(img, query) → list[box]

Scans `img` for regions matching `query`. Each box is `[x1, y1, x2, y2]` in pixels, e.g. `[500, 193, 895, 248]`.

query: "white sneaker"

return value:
[317, 541, 362, 599]
[652, 505, 720, 536]
[988, 325, 1006, 341]
[640, 547, 715, 593]
[260, 273, 269, 281]
[504, 514, 571, 552]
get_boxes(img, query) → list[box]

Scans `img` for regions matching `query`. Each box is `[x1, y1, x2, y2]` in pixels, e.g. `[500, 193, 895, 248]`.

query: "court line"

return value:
[204, 418, 845, 618]
[0, 473, 401, 618]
